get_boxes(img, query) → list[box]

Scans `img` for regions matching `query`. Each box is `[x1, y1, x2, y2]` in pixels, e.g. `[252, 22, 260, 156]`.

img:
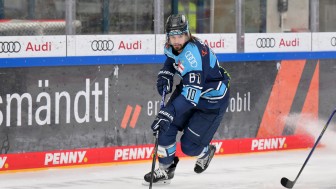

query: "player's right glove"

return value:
[157, 70, 174, 96]
[151, 109, 174, 133]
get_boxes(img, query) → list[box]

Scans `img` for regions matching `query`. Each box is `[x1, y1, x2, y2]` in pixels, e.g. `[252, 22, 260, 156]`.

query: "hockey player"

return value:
[144, 14, 231, 184]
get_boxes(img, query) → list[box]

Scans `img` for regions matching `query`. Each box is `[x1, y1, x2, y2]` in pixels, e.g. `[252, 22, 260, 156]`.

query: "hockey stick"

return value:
[149, 89, 167, 189]
[281, 108, 336, 188]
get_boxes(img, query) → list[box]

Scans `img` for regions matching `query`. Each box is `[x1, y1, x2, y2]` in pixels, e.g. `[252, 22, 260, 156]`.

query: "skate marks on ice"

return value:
[138, 153, 308, 189]
[0, 165, 143, 189]
[277, 149, 336, 189]
[0, 176, 142, 189]
[0, 178, 119, 189]
[177, 151, 336, 189]
[1, 149, 336, 188]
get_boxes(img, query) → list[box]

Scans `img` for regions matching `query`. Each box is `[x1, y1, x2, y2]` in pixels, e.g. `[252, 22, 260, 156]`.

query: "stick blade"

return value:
[281, 177, 294, 188]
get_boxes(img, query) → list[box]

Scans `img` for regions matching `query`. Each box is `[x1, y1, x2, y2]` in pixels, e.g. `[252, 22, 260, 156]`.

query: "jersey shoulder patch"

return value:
[175, 44, 202, 75]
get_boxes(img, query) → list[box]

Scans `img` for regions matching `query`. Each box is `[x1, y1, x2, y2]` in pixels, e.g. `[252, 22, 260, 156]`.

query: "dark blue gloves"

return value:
[157, 70, 174, 96]
[151, 109, 174, 133]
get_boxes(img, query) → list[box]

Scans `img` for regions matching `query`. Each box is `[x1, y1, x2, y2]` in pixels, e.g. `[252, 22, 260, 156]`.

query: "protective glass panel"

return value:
[0, 0, 336, 35]
[0, 0, 69, 35]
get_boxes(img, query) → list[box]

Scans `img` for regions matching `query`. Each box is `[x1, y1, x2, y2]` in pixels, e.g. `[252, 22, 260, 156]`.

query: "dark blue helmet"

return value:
[165, 14, 189, 36]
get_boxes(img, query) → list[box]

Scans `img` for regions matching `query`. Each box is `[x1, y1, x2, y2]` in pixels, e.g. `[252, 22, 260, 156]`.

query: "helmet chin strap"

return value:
[187, 31, 191, 39]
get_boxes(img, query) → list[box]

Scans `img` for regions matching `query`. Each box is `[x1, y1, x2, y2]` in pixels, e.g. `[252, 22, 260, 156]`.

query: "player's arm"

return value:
[156, 57, 176, 96]
[163, 70, 204, 118]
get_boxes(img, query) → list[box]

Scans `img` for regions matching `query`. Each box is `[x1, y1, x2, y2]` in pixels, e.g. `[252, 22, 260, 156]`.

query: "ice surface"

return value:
[0, 148, 335, 189]
[1, 114, 335, 189]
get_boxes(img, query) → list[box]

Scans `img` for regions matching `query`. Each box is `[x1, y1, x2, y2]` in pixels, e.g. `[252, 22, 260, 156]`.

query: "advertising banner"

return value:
[67, 35, 156, 56]
[155, 33, 237, 54]
[0, 36, 66, 58]
[245, 33, 311, 52]
[312, 32, 336, 51]
[0, 33, 336, 171]
[0, 33, 336, 68]
[0, 59, 334, 156]
[0, 135, 314, 171]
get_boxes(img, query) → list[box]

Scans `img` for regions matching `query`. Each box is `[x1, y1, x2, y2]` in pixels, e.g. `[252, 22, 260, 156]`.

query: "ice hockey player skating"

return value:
[144, 14, 231, 184]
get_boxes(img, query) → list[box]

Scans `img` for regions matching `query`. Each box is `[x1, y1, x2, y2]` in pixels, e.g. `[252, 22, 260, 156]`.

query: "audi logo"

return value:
[331, 37, 336, 47]
[256, 38, 276, 48]
[91, 40, 114, 51]
[0, 41, 21, 53]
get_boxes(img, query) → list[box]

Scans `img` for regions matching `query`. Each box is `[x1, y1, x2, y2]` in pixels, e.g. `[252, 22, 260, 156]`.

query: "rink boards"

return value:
[0, 33, 335, 172]
[0, 135, 315, 171]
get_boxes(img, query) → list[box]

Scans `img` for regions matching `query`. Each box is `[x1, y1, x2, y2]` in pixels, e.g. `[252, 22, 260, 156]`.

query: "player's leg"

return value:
[144, 123, 180, 183]
[180, 131, 217, 174]
[194, 144, 216, 173]
[143, 105, 195, 184]
[144, 84, 185, 183]
[181, 107, 226, 173]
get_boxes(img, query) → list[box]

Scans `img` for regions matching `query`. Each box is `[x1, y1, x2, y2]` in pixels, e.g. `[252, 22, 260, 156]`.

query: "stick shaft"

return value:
[282, 109, 336, 188]
[149, 90, 166, 189]
[149, 132, 159, 189]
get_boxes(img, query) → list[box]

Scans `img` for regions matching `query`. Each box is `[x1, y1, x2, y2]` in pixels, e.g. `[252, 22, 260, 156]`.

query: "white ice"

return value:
[1, 114, 336, 189]
[0, 148, 335, 189]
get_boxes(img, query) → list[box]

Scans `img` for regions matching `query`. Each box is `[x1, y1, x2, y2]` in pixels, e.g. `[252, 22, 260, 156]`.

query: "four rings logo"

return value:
[256, 38, 276, 48]
[91, 40, 114, 51]
[1, 37, 334, 54]
[0, 41, 21, 53]
[331, 37, 336, 47]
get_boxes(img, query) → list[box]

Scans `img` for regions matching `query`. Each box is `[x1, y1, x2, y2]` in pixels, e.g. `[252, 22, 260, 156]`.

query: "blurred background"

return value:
[0, 0, 335, 36]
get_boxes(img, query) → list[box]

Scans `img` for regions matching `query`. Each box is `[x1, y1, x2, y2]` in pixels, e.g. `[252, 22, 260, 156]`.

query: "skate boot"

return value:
[194, 145, 216, 174]
[144, 157, 179, 184]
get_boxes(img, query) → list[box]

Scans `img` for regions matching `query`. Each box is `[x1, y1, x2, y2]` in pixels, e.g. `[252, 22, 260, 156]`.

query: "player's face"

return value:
[169, 34, 188, 52]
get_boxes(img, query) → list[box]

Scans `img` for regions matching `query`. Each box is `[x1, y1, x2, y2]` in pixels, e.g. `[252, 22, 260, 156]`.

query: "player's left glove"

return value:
[157, 70, 174, 96]
[151, 109, 174, 133]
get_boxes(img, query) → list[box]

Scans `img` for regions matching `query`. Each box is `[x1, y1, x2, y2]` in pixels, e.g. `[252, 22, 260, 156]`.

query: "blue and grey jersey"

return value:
[161, 38, 230, 117]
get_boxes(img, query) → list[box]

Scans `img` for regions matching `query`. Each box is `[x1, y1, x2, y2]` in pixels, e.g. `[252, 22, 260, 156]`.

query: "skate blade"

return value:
[142, 179, 171, 186]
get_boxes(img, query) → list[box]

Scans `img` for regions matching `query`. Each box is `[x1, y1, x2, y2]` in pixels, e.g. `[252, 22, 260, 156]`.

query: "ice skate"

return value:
[194, 145, 216, 174]
[143, 157, 179, 185]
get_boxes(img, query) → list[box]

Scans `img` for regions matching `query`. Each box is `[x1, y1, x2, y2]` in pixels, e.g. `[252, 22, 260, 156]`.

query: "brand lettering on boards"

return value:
[44, 151, 87, 165]
[251, 137, 286, 151]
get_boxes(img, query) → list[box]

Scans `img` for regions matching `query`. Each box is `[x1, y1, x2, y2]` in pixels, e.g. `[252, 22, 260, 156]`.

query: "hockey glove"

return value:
[157, 70, 174, 96]
[151, 109, 174, 133]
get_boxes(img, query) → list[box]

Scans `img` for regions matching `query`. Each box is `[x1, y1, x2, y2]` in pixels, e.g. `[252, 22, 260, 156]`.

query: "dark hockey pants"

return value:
[158, 101, 228, 165]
